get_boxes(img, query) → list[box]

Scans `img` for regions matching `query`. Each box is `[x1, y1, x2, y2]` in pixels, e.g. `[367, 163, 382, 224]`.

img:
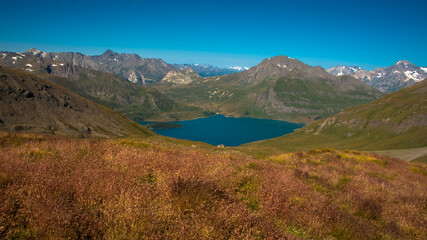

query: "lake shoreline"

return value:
[138, 115, 305, 147]
[141, 113, 307, 125]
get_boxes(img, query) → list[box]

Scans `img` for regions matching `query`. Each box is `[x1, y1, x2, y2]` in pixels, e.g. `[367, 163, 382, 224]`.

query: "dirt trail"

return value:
[372, 146, 427, 161]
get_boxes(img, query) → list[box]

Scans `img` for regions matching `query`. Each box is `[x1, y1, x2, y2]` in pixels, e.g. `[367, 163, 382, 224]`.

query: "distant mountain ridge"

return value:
[1, 49, 247, 84]
[30, 49, 175, 84]
[327, 60, 427, 92]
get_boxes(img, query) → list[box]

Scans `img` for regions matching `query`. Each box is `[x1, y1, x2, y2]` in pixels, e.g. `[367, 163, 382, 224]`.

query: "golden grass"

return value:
[0, 133, 426, 239]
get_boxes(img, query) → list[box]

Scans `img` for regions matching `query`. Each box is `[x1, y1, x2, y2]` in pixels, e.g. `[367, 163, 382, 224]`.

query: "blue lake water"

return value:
[139, 115, 304, 147]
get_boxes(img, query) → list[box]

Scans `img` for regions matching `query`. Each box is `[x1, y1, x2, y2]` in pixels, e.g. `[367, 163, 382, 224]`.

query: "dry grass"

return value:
[0, 133, 426, 239]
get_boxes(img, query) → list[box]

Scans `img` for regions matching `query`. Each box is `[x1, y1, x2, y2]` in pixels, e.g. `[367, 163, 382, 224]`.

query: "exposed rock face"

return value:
[162, 68, 202, 84]
[0, 67, 153, 137]
[48, 50, 176, 84]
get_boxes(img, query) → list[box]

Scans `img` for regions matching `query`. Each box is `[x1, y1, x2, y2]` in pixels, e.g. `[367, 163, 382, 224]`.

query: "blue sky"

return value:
[0, 0, 426, 69]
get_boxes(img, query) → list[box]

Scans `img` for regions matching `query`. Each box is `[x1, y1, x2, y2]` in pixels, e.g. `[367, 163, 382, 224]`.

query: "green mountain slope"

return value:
[242, 79, 427, 157]
[0, 67, 153, 137]
[158, 56, 382, 123]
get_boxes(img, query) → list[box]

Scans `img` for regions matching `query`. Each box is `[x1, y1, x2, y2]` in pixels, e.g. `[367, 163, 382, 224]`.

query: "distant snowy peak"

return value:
[326, 65, 363, 76]
[361, 60, 426, 92]
[327, 61, 426, 92]
[24, 48, 46, 57]
[390, 60, 425, 82]
[229, 66, 249, 71]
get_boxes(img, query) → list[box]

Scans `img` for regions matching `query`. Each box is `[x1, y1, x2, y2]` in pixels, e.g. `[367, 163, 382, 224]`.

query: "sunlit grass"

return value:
[0, 133, 426, 239]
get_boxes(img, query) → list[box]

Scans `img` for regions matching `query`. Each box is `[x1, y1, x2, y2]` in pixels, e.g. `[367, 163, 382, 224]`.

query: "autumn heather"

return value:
[0, 133, 425, 239]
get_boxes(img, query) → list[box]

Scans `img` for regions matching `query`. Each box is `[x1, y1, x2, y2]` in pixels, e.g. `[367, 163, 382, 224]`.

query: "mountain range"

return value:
[4, 49, 425, 94]
[327, 60, 427, 92]
[1, 49, 245, 84]
[0, 51, 208, 121]
[1, 49, 383, 123]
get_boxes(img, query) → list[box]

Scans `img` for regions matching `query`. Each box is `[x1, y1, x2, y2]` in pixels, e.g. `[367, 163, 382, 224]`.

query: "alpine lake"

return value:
[139, 114, 305, 147]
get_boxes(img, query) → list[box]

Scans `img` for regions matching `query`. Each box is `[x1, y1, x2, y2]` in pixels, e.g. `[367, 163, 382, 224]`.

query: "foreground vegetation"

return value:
[0, 132, 426, 239]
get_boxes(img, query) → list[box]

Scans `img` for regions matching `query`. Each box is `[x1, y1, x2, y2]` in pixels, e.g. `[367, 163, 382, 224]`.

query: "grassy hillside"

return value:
[0, 67, 153, 138]
[242, 80, 427, 159]
[0, 132, 426, 239]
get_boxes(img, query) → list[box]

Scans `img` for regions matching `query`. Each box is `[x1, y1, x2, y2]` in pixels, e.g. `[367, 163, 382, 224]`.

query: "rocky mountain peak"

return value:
[181, 67, 198, 75]
[101, 49, 121, 59]
[253, 56, 288, 70]
[103, 49, 116, 55]
[262, 55, 313, 72]
[25, 48, 42, 55]
[394, 60, 415, 69]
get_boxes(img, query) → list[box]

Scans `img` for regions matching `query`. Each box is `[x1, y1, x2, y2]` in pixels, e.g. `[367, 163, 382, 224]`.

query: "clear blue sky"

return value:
[1, 0, 426, 69]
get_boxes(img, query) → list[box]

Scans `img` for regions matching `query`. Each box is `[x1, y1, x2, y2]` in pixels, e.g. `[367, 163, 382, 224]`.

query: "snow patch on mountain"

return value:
[229, 66, 249, 71]
[326, 65, 362, 76]
[404, 71, 423, 82]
